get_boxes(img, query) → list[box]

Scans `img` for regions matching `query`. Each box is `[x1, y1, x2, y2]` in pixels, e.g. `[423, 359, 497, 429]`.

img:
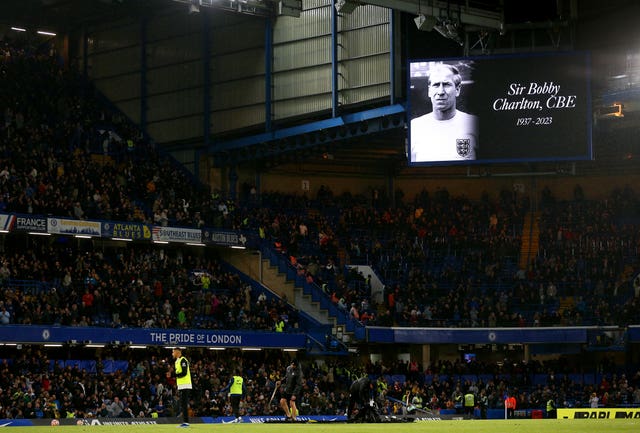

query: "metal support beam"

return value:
[140, 16, 148, 139]
[203, 13, 211, 147]
[331, 3, 339, 118]
[357, 0, 502, 30]
[210, 105, 406, 166]
[171, 0, 274, 17]
[264, 18, 273, 132]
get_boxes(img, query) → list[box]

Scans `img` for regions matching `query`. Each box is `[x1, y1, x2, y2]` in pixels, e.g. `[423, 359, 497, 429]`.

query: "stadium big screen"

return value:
[408, 51, 592, 166]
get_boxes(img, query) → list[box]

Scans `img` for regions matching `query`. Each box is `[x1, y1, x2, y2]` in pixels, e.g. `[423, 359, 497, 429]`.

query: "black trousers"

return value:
[230, 394, 242, 417]
[179, 388, 191, 423]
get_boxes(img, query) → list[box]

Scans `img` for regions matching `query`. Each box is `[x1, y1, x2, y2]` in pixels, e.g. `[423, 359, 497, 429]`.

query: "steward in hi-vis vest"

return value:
[220, 367, 246, 420]
[172, 347, 192, 427]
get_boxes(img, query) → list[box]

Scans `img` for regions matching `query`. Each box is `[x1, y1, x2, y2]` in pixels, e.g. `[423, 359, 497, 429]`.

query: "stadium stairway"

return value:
[224, 248, 337, 328]
[519, 211, 541, 270]
[558, 296, 575, 316]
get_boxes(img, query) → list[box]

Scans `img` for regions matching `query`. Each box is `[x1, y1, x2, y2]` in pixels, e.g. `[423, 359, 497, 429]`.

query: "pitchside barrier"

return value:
[0, 412, 536, 426]
[438, 408, 544, 419]
[5, 409, 640, 426]
[0, 416, 346, 427]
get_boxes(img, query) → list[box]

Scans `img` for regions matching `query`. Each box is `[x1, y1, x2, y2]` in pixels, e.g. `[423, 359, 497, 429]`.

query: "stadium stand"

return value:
[1, 2, 640, 424]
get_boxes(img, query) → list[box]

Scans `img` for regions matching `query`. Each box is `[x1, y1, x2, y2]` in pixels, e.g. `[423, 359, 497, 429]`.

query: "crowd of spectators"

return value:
[0, 33, 300, 332]
[257, 183, 640, 329]
[1, 345, 639, 420]
[2, 32, 640, 332]
[0, 33, 234, 230]
[0, 236, 299, 332]
[7, 184, 639, 333]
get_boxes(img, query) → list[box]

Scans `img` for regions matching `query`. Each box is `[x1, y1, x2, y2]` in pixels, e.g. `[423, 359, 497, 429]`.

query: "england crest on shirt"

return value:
[456, 138, 471, 157]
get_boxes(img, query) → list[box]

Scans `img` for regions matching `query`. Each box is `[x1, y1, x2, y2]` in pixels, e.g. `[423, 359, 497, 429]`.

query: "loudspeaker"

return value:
[414, 14, 437, 31]
[335, 0, 359, 14]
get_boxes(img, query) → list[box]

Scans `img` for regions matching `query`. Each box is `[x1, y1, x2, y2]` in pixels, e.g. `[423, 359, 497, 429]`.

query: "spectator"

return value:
[107, 396, 124, 417]
[0, 305, 10, 324]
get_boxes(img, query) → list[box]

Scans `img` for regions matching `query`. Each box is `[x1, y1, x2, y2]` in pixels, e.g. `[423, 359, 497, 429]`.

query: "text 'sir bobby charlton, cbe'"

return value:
[410, 63, 479, 162]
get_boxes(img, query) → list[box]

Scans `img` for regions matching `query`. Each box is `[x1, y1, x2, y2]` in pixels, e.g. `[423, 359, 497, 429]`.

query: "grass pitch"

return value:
[26, 419, 640, 433]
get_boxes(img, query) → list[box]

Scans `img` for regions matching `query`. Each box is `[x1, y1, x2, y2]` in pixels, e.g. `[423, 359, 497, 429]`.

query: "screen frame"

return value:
[407, 51, 593, 167]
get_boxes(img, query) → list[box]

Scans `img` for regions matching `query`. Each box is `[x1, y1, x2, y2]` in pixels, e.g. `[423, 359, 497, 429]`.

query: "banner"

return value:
[48, 218, 101, 236]
[152, 226, 202, 243]
[13, 214, 47, 232]
[0, 325, 307, 349]
[558, 408, 640, 419]
[102, 221, 152, 240]
[628, 325, 640, 342]
[0, 213, 14, 231]
[202, 229, 247, 247]
[9, 415, 348, 426]
[367, 326, 588, 344]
